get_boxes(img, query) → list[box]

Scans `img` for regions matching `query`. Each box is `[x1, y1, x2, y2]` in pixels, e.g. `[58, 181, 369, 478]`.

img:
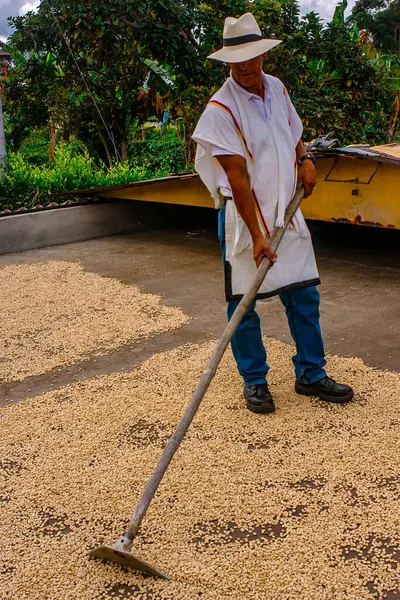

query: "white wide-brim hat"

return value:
[208, 13, 282, 63]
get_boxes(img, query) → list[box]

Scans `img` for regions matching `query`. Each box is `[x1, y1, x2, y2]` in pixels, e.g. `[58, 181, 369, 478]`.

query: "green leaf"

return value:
[386, 78, 400, 92]
[46, 52, 56, 65]
[332, 0, 348, 27]
[350, 22, 359, 42]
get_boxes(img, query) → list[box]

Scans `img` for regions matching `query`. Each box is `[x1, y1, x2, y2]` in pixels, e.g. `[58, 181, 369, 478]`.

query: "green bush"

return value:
[0, 130, 187, 211]
[0, 144, 97, 210]
[129, 127, 187, 176]
[18, 129, 50, 167]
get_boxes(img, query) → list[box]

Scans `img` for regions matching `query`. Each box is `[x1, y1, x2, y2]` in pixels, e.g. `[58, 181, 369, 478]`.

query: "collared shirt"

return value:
[212, 74, 272, 197]
[228, 72, 272, 120]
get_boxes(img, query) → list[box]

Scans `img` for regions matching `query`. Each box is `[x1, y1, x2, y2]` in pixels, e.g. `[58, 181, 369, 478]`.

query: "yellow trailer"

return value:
[61, 143, 400, 230]
[303, 143, 400, 229]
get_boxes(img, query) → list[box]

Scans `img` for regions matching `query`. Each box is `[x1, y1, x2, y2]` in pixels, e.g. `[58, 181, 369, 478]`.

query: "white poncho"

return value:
[192, 73, 320, 301]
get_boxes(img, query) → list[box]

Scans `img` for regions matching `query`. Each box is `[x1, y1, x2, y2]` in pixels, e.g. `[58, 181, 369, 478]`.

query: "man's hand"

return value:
[298, 159, 317, 198]
[253, 235, 277, 268]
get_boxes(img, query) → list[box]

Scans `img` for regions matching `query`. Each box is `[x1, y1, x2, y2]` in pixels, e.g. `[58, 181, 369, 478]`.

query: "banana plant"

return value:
[361, 37, 400, 141]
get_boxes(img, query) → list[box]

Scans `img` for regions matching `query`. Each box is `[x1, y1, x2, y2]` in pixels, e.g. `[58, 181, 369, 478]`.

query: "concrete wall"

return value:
[0, 200, 168, 255]
[0, 199, 216, 256]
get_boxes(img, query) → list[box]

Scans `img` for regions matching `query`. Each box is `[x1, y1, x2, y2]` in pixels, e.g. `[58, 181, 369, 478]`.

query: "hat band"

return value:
[223, 33, 263, 47]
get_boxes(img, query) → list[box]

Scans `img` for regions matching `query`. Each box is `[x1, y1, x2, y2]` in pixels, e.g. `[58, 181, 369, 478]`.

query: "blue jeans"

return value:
[218, 203, 327, 386]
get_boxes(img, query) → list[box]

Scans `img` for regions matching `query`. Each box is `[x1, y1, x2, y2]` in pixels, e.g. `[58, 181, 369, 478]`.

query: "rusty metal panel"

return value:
[371, 143, 400, 159]
[103, 175, 214, 209]
[324, 158, 379, 184]
[92, 157, 399, 230]
[302, 157, 400, 229]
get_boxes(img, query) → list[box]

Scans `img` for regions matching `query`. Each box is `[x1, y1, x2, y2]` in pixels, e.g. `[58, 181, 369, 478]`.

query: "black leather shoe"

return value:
[295, 376, 354, 404]
[244, 383, 276, 414]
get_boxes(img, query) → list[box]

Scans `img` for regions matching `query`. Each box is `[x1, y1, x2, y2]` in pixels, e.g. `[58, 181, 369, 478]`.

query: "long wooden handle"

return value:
[124, 185, 305, 541]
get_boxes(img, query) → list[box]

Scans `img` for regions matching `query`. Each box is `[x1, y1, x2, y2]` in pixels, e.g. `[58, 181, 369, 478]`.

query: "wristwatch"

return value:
[298, 153, 316, 167]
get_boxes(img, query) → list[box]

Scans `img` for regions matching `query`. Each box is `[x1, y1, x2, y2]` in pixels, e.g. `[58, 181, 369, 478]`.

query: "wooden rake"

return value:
[88, 185, 306, 580]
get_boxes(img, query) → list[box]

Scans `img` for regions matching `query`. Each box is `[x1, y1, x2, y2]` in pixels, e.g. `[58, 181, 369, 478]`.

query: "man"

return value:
[193, 13, 354, 414]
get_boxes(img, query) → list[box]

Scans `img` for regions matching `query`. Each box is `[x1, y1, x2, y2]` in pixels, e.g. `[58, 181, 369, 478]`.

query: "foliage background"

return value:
[0, 0, 399, 209]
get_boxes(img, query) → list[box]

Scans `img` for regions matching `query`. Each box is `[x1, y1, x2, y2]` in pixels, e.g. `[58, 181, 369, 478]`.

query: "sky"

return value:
[0, 0, 358, 44]
[300, 0, 357, 21]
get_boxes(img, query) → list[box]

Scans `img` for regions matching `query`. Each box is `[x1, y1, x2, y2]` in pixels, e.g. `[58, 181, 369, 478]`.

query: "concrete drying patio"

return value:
[0, 210, 399, 600]
[0, 214, 399, 408]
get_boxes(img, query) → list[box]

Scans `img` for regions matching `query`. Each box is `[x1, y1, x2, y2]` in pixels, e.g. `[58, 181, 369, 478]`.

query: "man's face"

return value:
[228, 54, 265, 89]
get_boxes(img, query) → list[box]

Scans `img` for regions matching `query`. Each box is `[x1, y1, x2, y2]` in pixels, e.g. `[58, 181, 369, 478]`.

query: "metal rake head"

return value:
[88, 545, 171, 580]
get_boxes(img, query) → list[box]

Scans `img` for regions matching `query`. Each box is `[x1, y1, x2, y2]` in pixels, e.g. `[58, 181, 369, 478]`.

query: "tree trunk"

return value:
[121, 138, 128, 163]
[388, 92, 400, 144]
[174, 120, 182, 140]
[48, 113, 58, 161]
[183, 119, 196, 166]
[116, 114, 129, 163]
[97, 126, 113, 168]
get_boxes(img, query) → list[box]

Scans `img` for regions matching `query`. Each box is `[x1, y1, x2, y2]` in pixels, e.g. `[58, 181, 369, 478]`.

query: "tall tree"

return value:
[352, 0, 400, 53]
[140, 0, 302, 162]
[3, 0, 393, 168]
[6, 0, 173, 163]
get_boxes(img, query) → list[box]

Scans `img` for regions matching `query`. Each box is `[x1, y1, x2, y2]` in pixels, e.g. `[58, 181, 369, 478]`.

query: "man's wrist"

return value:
[252, 231, 269, 243]
[252, 230, 265, 241]
[298, 153, 316, 167]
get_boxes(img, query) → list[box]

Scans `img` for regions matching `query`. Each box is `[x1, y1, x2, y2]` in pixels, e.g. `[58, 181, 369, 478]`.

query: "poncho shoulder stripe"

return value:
[209, 100, 269, 237]
[208, 100, 254, 162]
